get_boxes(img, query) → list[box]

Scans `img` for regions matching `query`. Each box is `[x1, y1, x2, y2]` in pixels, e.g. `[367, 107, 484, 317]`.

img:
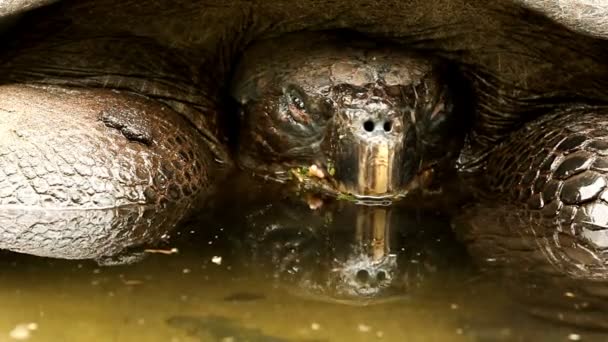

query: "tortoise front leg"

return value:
[0, 84, 228, 260]
[461, 108, 608, 276]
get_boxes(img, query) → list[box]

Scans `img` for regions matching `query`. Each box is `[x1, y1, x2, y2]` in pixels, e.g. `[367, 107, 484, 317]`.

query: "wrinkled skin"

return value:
[231, 33, 468, 199]
[1, 0, 608, 321]
[0, 85, 215, 259]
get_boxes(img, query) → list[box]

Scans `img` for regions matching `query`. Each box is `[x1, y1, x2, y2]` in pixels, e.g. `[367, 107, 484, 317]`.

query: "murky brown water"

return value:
[1, 175, 608, 342]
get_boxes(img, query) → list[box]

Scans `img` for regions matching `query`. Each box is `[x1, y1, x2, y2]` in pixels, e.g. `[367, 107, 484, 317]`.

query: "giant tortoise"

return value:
[0, 0, 608, 306]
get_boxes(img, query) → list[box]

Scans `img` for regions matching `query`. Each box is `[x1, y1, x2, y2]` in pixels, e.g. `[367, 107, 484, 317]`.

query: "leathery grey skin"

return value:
[232, 34, 468, 199]
[0, 0, 607, 314]
[0, 84, 219, 259]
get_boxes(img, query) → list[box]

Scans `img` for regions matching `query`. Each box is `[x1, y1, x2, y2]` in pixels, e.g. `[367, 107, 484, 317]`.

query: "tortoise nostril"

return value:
[383, 121, 392, 132]
[356, 269, 370, 283]
[377, 270, 387, 281]
[363, 120, 375, 132]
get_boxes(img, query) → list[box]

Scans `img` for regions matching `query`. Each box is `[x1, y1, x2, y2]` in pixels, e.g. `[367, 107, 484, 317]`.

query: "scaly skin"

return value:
[454, 107, 608, 329]
[0, 84, 221, 258]
[0, 0, 607, 320]
[232, 33, 467, 199]
[462, 107, 608, 275]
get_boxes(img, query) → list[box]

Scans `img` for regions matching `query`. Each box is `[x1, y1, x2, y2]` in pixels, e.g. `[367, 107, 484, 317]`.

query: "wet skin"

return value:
[0, 0, 608, 318]
[232, 34, 469, 199]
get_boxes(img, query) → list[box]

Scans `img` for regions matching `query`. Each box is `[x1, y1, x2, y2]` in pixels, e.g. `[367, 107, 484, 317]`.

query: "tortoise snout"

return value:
[322, 103, 410, 198]
[349, 104, 403, 137]
[361, 117, 395, 134]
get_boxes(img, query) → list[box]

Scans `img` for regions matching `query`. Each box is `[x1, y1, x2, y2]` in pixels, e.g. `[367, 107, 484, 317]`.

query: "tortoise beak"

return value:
[322, 102, 414, 199]
[353, 141, 397, 196]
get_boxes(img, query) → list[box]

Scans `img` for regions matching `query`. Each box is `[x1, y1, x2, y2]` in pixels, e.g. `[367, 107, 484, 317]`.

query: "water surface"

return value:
[1, 176, 607, 342]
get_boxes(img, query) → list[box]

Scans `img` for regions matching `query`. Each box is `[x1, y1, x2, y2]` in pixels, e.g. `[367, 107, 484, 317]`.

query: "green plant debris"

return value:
[336, 193, 357, 202]
[326, 160, 336, 176]
[289, 168, 306, 183]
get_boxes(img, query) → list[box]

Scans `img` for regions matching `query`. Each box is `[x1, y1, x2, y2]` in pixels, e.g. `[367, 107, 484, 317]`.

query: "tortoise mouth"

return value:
[243, 161, 435, 205]
[332, 141, 407, 199]
[238, 151, 442, 205]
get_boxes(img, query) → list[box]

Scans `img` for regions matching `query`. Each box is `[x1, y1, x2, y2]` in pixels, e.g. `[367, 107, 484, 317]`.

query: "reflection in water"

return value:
[234, 195, 468, 305]
[0, 172, 468, 304]
[456, 202, 608, 331]
[2, 174, 608, 340]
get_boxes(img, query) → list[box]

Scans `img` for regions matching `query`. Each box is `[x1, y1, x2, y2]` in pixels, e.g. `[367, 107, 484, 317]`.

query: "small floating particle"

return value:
[307, 164, 325, 179]
[211, 256, 222, 265]
[376, 330, 384, 338]
[144, 248, 179, 255]
[450, 303, 459, 310]
[456, 328, 464, 335]
[311, 323, 321, 331]
[357, 324, 371, 333]
[306, 195, 324, 210]
[9, 327, 30, 340]
[9, 322, 38, 340]
[568, 333, 581, 341]
[182, 268, 191, 274]
[564, 292, 576, 298]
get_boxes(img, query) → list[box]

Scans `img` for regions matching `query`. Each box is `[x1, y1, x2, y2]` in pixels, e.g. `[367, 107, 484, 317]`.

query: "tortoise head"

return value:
[231, 34, 469, 200]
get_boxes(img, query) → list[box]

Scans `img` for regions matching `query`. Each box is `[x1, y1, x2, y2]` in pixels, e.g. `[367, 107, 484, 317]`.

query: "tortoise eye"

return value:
[284, 85, 307, 111]
[292, 95, 305, 110]
[281, 84, 313, 125]
[281, 84, 333, 125]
